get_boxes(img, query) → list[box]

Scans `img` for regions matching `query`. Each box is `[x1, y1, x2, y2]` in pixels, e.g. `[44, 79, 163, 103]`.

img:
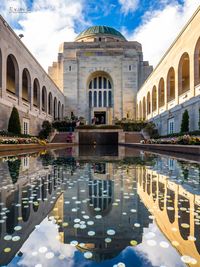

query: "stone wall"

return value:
[0, 15, 65, 135]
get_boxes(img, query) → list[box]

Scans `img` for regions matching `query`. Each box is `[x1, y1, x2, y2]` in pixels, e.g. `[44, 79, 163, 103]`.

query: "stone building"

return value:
[137, 6, 200, 135]
[49, 26, 152, 124]
[0, 15, 65, 136]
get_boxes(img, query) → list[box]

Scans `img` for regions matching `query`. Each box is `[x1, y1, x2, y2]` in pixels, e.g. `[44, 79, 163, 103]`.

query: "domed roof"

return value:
[75, 26, 126, 41]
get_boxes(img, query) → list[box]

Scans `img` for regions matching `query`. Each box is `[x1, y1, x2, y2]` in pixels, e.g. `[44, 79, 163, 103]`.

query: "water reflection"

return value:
[0, 147, 198, 266]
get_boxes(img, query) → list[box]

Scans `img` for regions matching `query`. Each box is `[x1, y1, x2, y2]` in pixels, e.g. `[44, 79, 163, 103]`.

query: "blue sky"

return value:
[0, 0, 199, 70]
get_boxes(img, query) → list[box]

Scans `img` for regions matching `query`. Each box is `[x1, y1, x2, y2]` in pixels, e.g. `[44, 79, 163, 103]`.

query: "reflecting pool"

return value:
[0, 146, 200, 267]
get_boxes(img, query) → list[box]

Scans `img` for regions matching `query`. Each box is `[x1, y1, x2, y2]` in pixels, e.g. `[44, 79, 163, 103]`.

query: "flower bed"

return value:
[141, 135, 200, 145]
[0, 137, 46, 145]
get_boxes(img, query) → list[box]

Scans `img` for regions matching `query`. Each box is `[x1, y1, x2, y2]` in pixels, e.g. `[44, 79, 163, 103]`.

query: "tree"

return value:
[8, 107, 21, 135]
[8, 158, 21, 184]
[39, 120, 52, 139]
[180, 110, 189, 133]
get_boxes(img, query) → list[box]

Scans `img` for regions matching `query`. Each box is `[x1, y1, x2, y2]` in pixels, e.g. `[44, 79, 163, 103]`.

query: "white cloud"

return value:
[0, 0, 86, 70]
[128, 0, 200, 67]
[118, 0, 139, 14]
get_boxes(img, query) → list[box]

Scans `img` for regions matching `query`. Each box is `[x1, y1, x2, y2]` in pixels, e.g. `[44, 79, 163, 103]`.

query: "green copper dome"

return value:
[75, 26, 126, 41]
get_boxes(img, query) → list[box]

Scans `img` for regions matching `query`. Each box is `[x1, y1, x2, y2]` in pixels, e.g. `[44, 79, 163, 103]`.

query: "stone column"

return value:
[189, 51, 195, 98]
[18, 66, 22, 106]
[1, 52, 6, 99]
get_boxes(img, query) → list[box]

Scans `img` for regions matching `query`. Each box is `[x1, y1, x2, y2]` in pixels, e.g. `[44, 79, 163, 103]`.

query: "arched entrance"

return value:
[88, 71, 113, 124]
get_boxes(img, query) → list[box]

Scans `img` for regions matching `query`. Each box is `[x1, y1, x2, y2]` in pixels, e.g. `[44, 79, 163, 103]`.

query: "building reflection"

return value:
[51, 161, 152, 261]
[0, 149, 199, 266]
[136, 158, 200, 267]
[0, 153, 66, 266]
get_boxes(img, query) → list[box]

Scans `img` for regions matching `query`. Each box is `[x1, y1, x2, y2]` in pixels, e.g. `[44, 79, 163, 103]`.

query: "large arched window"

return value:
[42, 86, 47, 112]
[194, 38, 200, 86]
[88, 74, 112, 108]
[33, 78, 40, 108]
[22, 68, 31, 102]
[142, 97, 146, 120]
[152, 86, 157, 112]
[54, 97, 57, 120]
[6, 54, 19, 96]
[147, 92, 151, 115]
[48, 92, 53, 115]
[167, 67, 175, 102]
[178, 52, 190, 95]
[158, 78, 165, 107]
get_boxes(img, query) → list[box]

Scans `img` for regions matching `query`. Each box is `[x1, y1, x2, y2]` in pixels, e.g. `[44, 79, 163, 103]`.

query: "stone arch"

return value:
[152, 86, 157, 112]
[194, 37, 200, 86]
[158, 78, 165, 107]
[54, 97, 57, 120]
[147, 92, 151, 115]
[178, 52, 190, 95]
[58, 101, 61, 120]
[48, 92, 53, 115]
[6, 54, 19, 96]
[167, 67, 175, 102]
[42, 86, 47, 112]
[33, 78, 40, 108]
[87, 71, 113, 108]
[22, 68, 31, 102]
[142, 96, 146, 120]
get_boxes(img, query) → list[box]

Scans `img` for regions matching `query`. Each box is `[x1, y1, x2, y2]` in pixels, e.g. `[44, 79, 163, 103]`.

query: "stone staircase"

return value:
[125, 132, 144, 143]
[51, 132, 72, 143]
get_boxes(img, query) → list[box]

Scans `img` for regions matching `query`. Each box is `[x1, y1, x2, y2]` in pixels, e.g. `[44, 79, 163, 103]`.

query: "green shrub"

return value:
[52, 120, 76, 132]
[76, 125, 122, 130]
[38, 120, 52, 139]
[115, 121, 147, 132]
[143, 122, 159, 138]
[180, 110, 189, 133]
[8, 107, 21, 135]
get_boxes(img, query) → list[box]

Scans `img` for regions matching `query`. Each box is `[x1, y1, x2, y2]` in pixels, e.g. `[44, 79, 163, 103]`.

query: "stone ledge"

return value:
[0, 143, 75, 152]
[119, 143, 200, 156]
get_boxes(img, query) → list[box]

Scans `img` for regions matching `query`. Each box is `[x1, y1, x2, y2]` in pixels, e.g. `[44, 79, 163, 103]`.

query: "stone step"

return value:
[51, 132, 73, 143]
[125, 132, 144, 143]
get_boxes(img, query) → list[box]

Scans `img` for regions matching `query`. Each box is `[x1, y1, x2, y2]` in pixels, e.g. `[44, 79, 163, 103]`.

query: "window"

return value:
[168, 158, 175, 171]
[88, 75, 112, 108]
[168, 118, 174, 134]
[22, 156, 29, 170]
[129, 65, 132, 71]
[23, 119, 29, 135]
[69, 66, 72, 71]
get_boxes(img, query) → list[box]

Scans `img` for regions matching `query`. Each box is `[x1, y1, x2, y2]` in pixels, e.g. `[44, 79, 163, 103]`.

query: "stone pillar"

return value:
[1, 52, 6, 99]
[30, 78, 33, 111]
[164, 75, 168, 111]
[189, 51, 195, 98]
[18, 66, 22, 106]
[156, 87, 159, 114]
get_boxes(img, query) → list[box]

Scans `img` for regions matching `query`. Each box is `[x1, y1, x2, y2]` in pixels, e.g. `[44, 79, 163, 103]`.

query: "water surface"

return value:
[0, 146, 199, 267]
